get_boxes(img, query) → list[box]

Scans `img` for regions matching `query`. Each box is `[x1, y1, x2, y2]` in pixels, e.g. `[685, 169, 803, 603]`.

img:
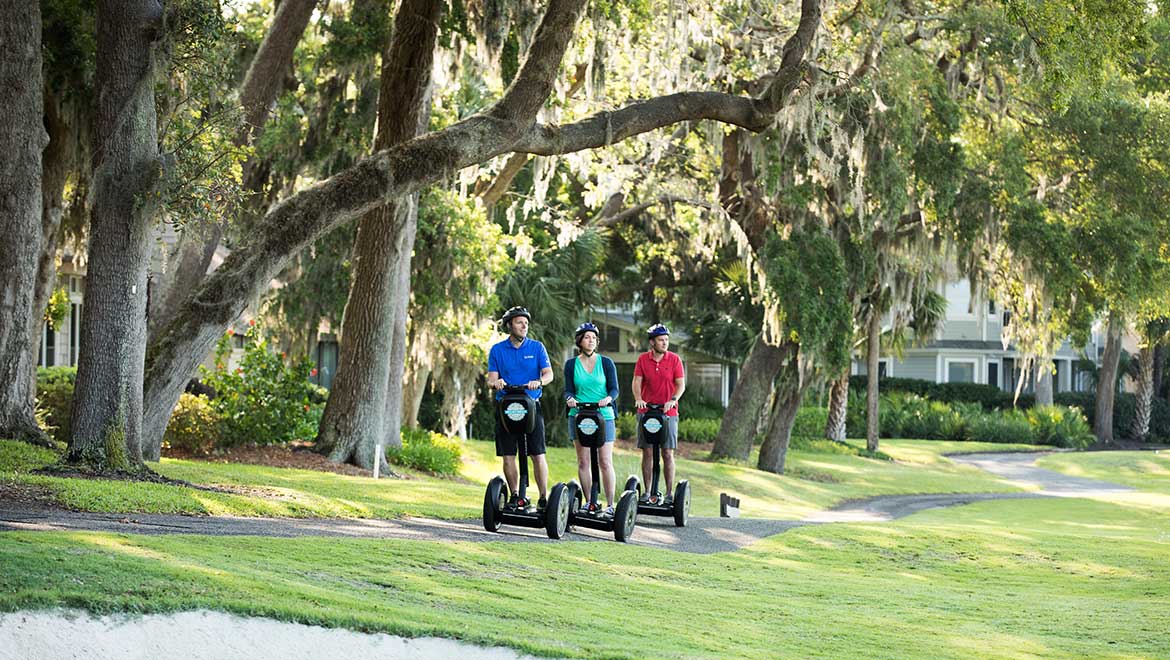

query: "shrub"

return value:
[388, 427, 462, 475]
[200, 326, 324, 446]
[677, 418, 719, 443]
[163, 393, 222, 456]
[965, 410, 1034, 444]
[1027, 405, 1094, 449]
[683, 389, 725, 421]
[35, 367, 76, 443]
[793, 407, 828, 437]
[616, 413, 637, 440]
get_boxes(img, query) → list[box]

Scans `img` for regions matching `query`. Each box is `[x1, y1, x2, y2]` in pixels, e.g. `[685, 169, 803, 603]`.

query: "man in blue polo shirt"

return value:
[487, 306, 554, 509]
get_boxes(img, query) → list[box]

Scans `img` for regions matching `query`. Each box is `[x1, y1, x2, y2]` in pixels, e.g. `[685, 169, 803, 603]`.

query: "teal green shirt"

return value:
[568, 357, 616, 420]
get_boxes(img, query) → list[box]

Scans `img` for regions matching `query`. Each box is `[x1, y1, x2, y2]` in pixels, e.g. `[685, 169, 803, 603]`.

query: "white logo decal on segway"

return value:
[505, 402, 527, 421]
[643, 417, 663, 434]
[578, 417, 598, 435]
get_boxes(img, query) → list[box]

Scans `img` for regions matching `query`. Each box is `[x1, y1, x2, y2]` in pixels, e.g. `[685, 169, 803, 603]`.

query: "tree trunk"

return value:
[865, 307, 881, 452]
[710, 335, 785, 461]
[403, 363, 430, 429]
[1153, 342, 1166, 401]
[1094, 314, 1124, 445]
[0, 0, 50, 445]
[140, 0, 820, 450]
[1034, 361, 1054, 407]
[315, 0, 440, 470]
[824, 369, 849, 441]
[66, 0, 164, 470]
[757, 342, 804, 474]
[148, 0, 317, 342]
[1131, 344, 1154, 441]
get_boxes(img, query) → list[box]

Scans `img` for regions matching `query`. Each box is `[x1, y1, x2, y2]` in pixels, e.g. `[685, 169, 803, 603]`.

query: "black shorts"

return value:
[495, 402, 547, 456]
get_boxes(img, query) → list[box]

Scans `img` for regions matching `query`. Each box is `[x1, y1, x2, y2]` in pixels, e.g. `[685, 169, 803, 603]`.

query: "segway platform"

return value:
[631, 404, 691, 527]
[482, 386, 570, 539]
[565, 403, 638, 542]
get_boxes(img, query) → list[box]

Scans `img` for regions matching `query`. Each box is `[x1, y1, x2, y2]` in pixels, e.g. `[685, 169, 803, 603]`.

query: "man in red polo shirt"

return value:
[632, 323, 686, 504]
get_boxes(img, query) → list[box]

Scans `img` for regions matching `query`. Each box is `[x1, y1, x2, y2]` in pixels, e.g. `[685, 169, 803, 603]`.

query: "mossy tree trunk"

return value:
[65, 0, 164, 471]
[0, 0, 51, 446]
[824, 370, 849, 442]
[314, 0, 441, 471]
[1094, 313, 1124, 445]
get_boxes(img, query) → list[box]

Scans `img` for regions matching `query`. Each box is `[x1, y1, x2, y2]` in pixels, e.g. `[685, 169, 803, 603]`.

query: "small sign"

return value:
[720, 493, 741, 518]
[505, 402, 527, 422]
[578, 417, 598, 435]
[643, 417, 663, 434]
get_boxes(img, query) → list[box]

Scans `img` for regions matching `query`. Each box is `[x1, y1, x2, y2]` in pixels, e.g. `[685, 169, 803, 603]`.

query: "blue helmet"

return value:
[574, 322, 600, 346]
[500, 306, 531, 329]
[647, 323, 670, 339]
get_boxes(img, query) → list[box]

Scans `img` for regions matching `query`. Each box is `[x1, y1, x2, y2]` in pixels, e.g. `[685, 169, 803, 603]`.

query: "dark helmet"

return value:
[647, 323, 670, 339]
[500, 306, 531, 329]
[574, 322, 600, 347]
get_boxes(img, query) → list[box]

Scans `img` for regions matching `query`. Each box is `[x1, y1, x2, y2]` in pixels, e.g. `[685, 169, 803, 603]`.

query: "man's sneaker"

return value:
[601, 505, 615, 518]
[508, 493, 520, 508]
[664, 494, 674, 506]
[638, 492, 650, 504]
[537, 497, 547, 510]
[583, 502, 599, 514]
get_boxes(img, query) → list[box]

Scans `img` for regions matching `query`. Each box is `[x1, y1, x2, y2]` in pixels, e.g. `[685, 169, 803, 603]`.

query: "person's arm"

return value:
[563, 358, 577, 406]
[632, 375, 645, 409]
[664, 356, 685, 411]
[530, 365, 554, 390]
[487, 348, 505, 390]
[601, 356, 618, 407]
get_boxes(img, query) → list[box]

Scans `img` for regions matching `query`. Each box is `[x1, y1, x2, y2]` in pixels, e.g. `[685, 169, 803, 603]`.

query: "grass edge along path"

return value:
[0, 438, 1036, 521]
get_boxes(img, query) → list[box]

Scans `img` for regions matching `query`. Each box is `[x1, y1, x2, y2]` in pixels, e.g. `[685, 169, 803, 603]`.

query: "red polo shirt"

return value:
[634, 351, 684, 417]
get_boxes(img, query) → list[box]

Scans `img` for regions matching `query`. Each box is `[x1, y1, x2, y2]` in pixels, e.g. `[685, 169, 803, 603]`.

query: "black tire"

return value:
[624, 475, 641, 497]
[673, 480, 691, 527]
[545, 482, 570, 539]
[483, 476, 507, 532]
[566, 481, 582, 529]
[614, 490, 638, 542]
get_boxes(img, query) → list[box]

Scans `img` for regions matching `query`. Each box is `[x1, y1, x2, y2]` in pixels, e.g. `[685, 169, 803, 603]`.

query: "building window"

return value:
[598, 324, 620, 352]
[43, 325, 56, 367]
[946, 359, 977, 383]
[70, 304, 81, 365]
[988, 362, 1000, 389]
[1002, 311, 1011, 327]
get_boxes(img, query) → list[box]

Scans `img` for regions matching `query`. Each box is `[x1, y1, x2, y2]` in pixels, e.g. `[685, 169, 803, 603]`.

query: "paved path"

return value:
[0, 451, 1127, 553]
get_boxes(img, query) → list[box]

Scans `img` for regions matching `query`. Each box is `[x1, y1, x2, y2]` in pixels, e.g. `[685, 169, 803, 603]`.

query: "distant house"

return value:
[573, 310, 737, 409]
[853, 277, 1112, 394]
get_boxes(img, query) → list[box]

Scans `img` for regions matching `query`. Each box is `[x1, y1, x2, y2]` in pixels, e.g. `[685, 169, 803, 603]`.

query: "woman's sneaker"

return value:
[601, 505, 615, 518]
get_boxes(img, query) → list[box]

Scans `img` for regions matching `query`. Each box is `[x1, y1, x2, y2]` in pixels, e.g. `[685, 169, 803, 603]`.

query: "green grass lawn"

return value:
[1036, 450, 1170, 494]
[1, 438, 1035, 520]
[2, 495, 1166, 659]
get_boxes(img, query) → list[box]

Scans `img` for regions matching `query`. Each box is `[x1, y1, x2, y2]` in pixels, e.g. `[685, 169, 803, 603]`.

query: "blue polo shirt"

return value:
[488, 337, 552, 400]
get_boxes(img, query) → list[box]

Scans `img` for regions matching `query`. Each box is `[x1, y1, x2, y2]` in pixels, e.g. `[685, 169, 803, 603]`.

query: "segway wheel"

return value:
[673, 480, 691, 527]
[624, 475, 641, 498]
[565, 481, 582, 529]
[483, 476, 507, 532]
[614, 490, 638, 543]
[545, 483, 570, 539]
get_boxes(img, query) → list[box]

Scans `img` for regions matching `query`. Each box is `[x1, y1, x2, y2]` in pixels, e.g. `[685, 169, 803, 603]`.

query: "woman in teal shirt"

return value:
[564, 322, 620, 516]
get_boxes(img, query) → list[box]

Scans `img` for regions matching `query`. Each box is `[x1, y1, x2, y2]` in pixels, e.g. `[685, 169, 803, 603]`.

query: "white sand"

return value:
[0, 610, 548, 660]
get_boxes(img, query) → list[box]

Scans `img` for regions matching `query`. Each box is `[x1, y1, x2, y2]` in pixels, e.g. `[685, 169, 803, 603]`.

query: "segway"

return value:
[482, 385, 570, 539]
[565, 402, 638, 542]
[626, 404, 691, 526]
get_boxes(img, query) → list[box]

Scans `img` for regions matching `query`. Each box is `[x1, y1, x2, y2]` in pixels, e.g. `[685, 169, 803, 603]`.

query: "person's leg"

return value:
[663, 416, 679, 500]
[502, 455, 519, 495]
[574, 444, 592, 505]
[529, 411, 548, 500]
[641, 447, 654, 494]
[599, 446, 616, 507]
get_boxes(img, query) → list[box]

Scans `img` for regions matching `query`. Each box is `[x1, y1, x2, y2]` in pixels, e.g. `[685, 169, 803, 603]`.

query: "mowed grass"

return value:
[2, 495, 1167, 659]
[1036, 450, 1170, 494]
[1, 438, 1033, 520]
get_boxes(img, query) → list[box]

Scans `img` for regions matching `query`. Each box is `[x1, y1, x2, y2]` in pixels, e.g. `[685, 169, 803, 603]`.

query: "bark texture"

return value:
[141, 0, 823, 450]
[1034, 362, 1053, 407]
[0, 0, 50, 444]
[757, 342, 804, 474]
[1131, 344, 1154, 441]
[865, 307, 881, 452]
[315, 0, 440, 469]
[1094, 314, 1124, 445]
[66, 0, 164, 470]
[824, 370, 849, 442]
[710, 335, 785, 461]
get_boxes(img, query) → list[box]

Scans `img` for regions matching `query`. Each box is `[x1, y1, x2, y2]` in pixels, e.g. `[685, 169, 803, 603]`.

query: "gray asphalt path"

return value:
[0, 451, 1126, 553]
